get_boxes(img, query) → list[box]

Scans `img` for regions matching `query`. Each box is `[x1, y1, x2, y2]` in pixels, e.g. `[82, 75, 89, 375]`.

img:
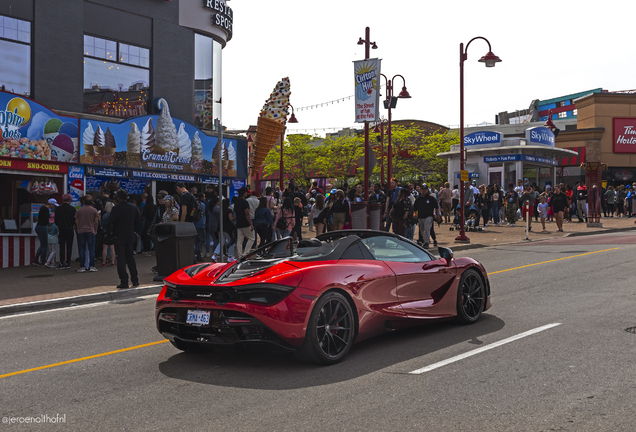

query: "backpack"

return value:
[184, 192, 203, 222]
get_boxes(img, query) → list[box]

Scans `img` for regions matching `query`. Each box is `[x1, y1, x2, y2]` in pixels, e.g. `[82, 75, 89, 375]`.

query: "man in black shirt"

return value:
[55, 194, 77, 269]
[107, 189, 141, 289]
[176, 181, 197, 223]
[384, 179, 399, 232]
[413, 185, 439, 248]
[233, 187, 254, 258]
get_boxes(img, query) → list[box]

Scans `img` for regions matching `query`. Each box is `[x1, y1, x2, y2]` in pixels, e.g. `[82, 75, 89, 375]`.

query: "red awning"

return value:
[559, 146, 585, 167]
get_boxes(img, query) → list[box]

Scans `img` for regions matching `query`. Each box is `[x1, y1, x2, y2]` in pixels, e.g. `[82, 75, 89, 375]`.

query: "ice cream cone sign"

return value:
[253, 78, 291, 170]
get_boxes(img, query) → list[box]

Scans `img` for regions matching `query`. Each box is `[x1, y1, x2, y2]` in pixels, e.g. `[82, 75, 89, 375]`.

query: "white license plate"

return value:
[186, 310, 210, 326]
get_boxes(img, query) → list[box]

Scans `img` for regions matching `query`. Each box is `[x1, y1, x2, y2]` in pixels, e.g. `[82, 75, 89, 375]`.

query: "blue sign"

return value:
[85, 166, 128, 177]
[484, 154, 558, 166]
[67, 165, 85, 208]
[525, 126, 555, 147]
[130, 170, 196, 182]
[464, 131, 503, 146]
[86, 176, 150, 195]
[456, 172, 480, 179]
[230, 179, 246, 198]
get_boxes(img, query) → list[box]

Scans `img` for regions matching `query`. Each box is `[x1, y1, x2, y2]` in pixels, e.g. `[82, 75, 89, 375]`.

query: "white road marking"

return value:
[409, 323, 562, 374]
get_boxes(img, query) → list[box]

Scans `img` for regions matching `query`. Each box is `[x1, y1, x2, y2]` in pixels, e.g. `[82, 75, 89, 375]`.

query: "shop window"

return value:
[83, 35, 150, 118]
[558, 111, 567, 119]
[0, 15, 31, 96]
[194, 33, 222, 130]
[573, 109, 577, 116]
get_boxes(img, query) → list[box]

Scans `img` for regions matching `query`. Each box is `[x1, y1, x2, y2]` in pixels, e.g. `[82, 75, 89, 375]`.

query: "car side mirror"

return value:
[438, 246, 453, 266]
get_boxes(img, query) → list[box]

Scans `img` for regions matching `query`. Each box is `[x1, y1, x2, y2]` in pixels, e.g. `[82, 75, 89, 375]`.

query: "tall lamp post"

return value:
[373, 120, 386, 186]
[456, 37, 501, 243]
[379, 74, 411, 183]
[357, 27, 377, 219]
[279, 104, 298, 192]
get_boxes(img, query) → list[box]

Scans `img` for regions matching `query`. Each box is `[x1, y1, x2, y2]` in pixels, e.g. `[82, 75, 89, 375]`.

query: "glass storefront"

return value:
[194, 33, 222, 130]
[0, 15, 31, 96]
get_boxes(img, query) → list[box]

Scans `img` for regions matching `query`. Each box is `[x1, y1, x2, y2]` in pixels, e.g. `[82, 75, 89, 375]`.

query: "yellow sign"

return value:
[460, 170, 469, 182]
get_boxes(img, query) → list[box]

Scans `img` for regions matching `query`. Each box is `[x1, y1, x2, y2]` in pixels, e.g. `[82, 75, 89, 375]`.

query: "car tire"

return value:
[295, 291, 355, 365]
[456, 269, 486, 324]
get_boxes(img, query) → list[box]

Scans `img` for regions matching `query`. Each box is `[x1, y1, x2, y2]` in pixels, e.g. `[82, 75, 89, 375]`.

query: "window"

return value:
[0, 15, 31, 96]
[83, 35, 150, 118]
[573, 109, 578, 116]
[361, 237, 432, 263]
[558, 111, 567, 119]
[194, 34, 222, 129]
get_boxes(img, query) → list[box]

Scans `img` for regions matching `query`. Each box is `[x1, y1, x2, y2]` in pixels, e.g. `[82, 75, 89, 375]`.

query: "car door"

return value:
[360, 236, 455, 318]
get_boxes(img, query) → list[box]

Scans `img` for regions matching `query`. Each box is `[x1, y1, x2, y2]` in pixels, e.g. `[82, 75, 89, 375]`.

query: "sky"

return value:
[222, 0, 636, 137]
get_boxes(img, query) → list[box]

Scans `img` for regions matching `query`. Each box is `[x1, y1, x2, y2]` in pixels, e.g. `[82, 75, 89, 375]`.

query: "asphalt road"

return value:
[1, 231, 635, 431]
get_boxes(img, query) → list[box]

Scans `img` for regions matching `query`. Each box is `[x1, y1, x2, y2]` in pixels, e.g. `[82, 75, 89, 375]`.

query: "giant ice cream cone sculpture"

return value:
[253, 77, 291, 170]
[155, 98, 179, 155]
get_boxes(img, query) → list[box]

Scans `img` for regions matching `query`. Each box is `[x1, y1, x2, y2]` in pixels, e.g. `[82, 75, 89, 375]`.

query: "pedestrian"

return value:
[140, 194, 155, 256]
[33, 198, 58, 266]
[44, 214, 59, 268]
[307, 198, 315, 231]
[519, 184, 536, 231]
[329, 190, 349, 231]
[220, 198, 236, 258]
[504, 182, 520, 226]
[254, 197, 274, 248]
[100, 201, 116, 267]
[106, 189, 141, 289]
[564, 184, 574, 222]
[390, 188, 409, 237]
[463, 181, 474, 218]
[451, 185, 460, 217]
[233, 187, 255, 258]
[275, 197, 296, 238]
[384, 179, 400, 232]
[475, 185, 490, 229]
[246, 191, 260, 248]
[604, 186, 615, 217]
[438, 182, 452, 223]
[576, 182, 588, 223]
[175, 182, 199, 224]
[489, 184, 502, 226]
[54, 194, 76, 270]
[538, 195, 549, 232]
[413, 185, 439, 248]
[293, 197, 304, 242]
[207, 197, 221, 261]
[75, 195, 100, 272]
[194, 193, 207, 261]
[312, 194, 327, 236]
[550, 185, 569, 232]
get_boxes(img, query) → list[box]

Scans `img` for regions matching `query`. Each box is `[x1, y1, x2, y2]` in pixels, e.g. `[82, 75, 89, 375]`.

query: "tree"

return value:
[314, 135, 365, 187]
[262, 134, 319, 189]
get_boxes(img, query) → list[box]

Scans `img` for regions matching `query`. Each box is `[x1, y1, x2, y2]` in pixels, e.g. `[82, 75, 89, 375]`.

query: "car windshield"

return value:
[289, 239, 339, 262]
[242, 237, 343, 263]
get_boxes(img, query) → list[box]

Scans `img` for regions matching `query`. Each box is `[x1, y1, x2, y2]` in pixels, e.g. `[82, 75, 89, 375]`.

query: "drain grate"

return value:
[625, 327, 636, 334]
[24, 274, 55, 279]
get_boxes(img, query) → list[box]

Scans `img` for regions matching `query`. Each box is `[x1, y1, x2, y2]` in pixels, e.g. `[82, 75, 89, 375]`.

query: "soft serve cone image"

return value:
[82, 122, 95, 156]
[227, 142, 236, 170]
[254, 77, 290, 169]
[155, 98, 179, 155]
[177, 123, 191, 160]
[212, 140, 226, 167]
[141, 118, 158, 154]
[191, 131, 203, 172]
[92, 125, 107, 156]
[127, 122, 142, 167]
[102, 127, 116, 155]
[43, 119, 63, 145]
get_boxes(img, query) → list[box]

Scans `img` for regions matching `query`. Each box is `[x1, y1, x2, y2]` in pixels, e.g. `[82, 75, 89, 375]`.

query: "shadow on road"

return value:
[157, 313, 505, 390]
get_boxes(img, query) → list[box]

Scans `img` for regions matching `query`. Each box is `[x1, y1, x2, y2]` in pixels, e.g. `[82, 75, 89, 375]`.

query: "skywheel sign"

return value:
[353, 58, 381, 123]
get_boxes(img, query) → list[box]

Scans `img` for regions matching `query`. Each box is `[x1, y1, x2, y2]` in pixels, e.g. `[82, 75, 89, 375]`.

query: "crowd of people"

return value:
[31, 178, 636, 287]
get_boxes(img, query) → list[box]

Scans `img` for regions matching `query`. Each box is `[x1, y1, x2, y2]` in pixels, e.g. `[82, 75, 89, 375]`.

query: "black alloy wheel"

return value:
[295, 291, 355, 365]
[456, 269, 486, 324]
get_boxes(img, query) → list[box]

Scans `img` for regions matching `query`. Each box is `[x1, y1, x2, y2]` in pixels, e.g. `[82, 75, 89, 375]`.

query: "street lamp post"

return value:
[373, 121, 386, 186]
[379, 74, 411, 184]
[279, 105, 298, 192]
[456, 37, 501, 243]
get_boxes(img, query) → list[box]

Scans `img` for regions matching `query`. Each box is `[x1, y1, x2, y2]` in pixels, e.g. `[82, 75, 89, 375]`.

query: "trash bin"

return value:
[151, 222, 198, 281]
[351, 202, 368, 229]
[369, 203, 382, 231]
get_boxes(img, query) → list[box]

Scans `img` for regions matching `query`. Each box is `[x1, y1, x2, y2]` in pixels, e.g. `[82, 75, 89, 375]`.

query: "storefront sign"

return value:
[86, 176, 150, 195]
[85, 166, 129, 178]
[525, 126, 555, 147]
[457, 172, 479, 179]
[613, 118, 636, 153]
[131, 170, 196, 182]
[464, 131, 503, 146]
[79, 99, 245, 178]
[68, 165, 85, 208]
[230, 179, 246, 198]
[1, 91, 80, 163]
[354, 59, 381, 123]
[484, 154, 558, 166]
[0, 158, 69, 173]
[203, 0, 234, 40]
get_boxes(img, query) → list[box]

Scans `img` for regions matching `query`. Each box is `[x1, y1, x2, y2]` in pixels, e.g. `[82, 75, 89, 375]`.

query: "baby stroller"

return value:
[465, 205, 483, 232]
[449, 205, 462, 231]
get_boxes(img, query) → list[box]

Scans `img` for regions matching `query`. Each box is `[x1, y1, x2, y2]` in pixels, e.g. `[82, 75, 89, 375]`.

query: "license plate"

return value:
[186, 310, 210, 326]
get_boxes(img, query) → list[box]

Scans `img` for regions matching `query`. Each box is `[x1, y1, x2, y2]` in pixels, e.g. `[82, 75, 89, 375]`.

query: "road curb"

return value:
[0, 285, 163, 317]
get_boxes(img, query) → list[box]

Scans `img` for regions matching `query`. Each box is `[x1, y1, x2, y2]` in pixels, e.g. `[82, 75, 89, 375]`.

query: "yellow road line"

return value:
[489, 247, 620, 275]
[0, 340, 169, 380]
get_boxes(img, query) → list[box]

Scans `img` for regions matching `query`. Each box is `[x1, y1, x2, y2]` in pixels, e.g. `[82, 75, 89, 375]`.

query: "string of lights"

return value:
[286, 125, 361, 134]
[295, 84, 386, 112]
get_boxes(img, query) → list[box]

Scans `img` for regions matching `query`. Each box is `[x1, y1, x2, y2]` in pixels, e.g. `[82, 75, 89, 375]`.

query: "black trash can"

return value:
[151, 222, 198, 281]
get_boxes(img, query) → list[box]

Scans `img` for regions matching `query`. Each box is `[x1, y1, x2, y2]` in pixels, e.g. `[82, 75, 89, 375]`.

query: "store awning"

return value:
[437, 145, 579, 161]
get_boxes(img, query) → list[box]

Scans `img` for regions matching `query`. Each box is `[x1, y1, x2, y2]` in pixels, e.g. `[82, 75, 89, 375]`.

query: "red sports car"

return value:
[156, 230, 491, 364]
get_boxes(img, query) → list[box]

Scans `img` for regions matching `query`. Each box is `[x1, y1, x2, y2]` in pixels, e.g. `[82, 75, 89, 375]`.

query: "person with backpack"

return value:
[233, 187, 255, 259]
[175, 181, 201, 224]
[275, 197, 296, 238]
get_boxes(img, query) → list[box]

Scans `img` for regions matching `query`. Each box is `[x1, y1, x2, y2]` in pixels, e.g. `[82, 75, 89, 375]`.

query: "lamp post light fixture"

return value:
[379, 73, 411, 184]
[456, 36, 501, 243]
[279, 104, 298, 191]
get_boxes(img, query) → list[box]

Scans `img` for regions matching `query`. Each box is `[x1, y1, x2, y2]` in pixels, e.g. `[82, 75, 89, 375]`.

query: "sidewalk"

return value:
[1, 216, 634, 315]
